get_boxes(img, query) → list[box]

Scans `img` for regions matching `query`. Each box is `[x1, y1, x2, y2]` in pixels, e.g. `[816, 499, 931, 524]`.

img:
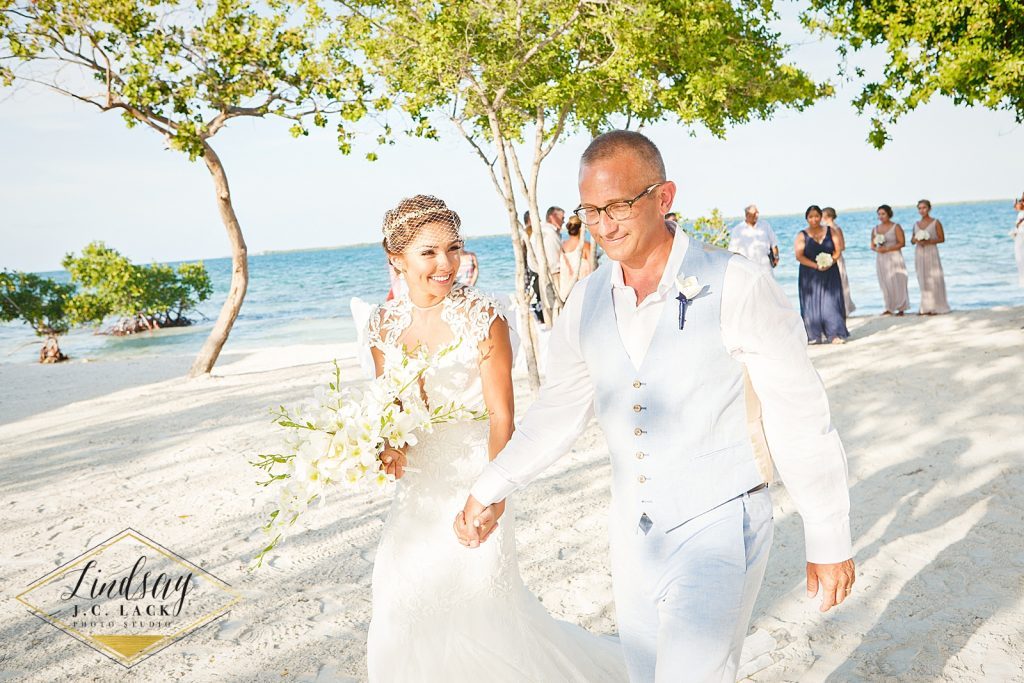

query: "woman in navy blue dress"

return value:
[794, 205, 849, 344]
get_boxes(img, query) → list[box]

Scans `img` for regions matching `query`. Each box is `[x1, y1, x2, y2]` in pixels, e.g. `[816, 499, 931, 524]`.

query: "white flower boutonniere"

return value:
[675, 275, 703, 329]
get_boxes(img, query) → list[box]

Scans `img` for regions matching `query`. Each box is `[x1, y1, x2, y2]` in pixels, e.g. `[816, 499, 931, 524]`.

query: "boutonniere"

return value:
[675, 275, 703, 329]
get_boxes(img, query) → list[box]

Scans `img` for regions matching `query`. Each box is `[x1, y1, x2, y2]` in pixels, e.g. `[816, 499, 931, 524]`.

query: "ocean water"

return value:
[2, 199, 1021, 365]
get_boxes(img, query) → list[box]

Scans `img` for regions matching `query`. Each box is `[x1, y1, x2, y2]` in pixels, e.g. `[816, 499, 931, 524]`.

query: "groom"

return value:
[455, 130, 855, 682]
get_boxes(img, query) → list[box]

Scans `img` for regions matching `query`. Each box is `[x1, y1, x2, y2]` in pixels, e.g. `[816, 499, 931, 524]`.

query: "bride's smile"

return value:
[388, 224, 464, 306]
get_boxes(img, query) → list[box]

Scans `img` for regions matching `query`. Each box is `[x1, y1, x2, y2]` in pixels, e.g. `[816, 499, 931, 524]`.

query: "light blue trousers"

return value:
[609, 487, 774, 683]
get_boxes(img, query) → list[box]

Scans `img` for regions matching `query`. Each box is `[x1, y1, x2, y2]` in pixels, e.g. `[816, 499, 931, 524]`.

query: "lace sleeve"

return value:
[366, 304, 386, 350]
[448, 285, 507, 346]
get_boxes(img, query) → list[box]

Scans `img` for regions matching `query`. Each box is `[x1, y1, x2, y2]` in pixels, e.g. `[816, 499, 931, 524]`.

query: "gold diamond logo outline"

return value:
[16, 527, 242, 668]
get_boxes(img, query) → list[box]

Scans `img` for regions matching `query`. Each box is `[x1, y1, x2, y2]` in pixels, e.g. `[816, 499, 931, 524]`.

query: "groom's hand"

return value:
[807, 558, 856, 612]
[454, 495, 504, 548]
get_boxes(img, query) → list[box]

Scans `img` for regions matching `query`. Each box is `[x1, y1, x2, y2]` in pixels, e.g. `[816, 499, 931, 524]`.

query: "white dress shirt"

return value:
[728, 219, 778, 271]
[527, 223, 563, 274]
[471, 228, 853, 564]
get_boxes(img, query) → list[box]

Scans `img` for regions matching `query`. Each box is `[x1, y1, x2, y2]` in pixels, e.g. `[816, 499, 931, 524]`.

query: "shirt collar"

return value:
[610, 223, 690, 294]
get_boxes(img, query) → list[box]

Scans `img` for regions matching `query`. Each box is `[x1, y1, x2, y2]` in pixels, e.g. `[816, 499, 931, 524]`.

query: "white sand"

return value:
[1, 307, 1022, 682]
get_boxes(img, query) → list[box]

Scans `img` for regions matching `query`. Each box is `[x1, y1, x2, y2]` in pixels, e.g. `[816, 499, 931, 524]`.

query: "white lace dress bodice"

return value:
[364, 284, 626, 682]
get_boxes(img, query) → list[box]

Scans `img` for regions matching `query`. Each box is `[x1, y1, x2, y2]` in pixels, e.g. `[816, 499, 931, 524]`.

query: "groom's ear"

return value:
[658, 181, 677, 215]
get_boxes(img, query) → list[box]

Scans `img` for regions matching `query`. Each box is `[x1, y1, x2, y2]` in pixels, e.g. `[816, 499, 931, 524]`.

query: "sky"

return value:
[2, 5, 1022, 273]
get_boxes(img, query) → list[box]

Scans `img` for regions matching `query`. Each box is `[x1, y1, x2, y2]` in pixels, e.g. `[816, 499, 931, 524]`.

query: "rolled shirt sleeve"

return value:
[723, 257, 853, 563]
[470, 280, 595, 505]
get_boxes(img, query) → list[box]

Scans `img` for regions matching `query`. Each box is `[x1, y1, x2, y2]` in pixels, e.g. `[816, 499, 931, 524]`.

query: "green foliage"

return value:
[62, 241, 213, 328]
[335, 0, 827, 148]
[0, 270, 74, 337]
[682, 209, 731, 249]
[803, 0, 1024, 147]
[0, 0, 371, 159]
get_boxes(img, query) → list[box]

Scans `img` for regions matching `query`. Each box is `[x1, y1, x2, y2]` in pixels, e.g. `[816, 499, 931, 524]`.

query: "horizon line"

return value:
[10, 196, 1012, 274]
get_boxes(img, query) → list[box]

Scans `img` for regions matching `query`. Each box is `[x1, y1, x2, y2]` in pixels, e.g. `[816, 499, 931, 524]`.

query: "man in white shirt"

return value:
[455, 130, 854, 682]
[526, 205, 564, 278]
[729, 203, 779, 273]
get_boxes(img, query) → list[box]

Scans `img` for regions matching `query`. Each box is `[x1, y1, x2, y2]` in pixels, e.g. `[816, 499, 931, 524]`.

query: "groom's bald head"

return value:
[579, 130, 666, 183]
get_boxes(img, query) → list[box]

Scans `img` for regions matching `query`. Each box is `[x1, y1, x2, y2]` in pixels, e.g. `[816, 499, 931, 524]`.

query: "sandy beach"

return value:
[1, 306, 1022, 682]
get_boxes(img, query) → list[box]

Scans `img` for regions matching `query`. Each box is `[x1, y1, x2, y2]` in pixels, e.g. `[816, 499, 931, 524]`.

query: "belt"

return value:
[747, 482, 768, 494]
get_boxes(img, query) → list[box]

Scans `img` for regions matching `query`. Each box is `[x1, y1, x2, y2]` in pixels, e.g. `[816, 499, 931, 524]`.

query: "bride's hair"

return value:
[382, 195, 462, 255]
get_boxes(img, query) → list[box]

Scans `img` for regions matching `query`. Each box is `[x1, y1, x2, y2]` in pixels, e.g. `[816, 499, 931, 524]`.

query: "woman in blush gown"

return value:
[822, 207, 855, 317]
[365, 195, 626, 682]
[558, 215, 594, 300]
[910, 199, 951, 315]
[794, 205, 849, 344]
[871, 204, 910, 316]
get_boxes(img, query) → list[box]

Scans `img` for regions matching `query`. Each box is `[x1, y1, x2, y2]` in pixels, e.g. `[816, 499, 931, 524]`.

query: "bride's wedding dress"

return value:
[365, 283, 626, 681]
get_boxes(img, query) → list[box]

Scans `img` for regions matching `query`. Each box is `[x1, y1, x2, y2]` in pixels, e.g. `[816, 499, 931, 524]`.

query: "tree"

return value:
[683, 210, 731, 249]
[334, 0, 825, 390]
[803, 0, 1024, 148]
[62, 241, 214, 333]
[0, 0, 370, 376]
[0, 270, 74, 363]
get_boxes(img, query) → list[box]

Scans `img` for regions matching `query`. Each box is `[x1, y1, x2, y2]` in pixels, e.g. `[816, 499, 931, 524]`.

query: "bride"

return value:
[364, 195, 626, 681]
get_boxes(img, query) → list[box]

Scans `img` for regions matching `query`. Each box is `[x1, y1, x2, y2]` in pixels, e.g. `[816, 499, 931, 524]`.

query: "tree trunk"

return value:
[524, 136, 562, 318]
[505, 140, 557, 324]
[188, 141, 248, 378]
[509, 215, 541, 394]
[39, 335, 68, 363]
[487, 127, 541, 391]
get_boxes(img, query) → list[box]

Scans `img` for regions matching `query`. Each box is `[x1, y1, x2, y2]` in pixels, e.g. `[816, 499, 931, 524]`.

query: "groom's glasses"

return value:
[573, 183, 665, 225]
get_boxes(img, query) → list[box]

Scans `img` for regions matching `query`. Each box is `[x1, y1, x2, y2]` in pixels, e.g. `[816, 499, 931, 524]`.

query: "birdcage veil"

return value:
[382, 195, 463, 254]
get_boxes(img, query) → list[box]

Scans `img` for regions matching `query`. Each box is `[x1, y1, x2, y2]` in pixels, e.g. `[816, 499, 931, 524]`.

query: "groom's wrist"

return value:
[803, 516, 852, 564]
[469, 466, 513, 507]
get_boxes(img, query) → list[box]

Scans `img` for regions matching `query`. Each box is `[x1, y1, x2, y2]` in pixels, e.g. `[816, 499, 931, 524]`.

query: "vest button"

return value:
[633, 404, 643, 413]
[633, 380, 642, 389]
[638, 475, 647, 483]
[634, 428, 644, 436]
[636, 451, 645, 459]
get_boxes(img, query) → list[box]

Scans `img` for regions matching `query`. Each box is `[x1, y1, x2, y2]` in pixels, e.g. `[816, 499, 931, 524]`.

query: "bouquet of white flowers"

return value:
[914, 230, 930, 242]
[249, 342, 485, 569]
[815, 252, 834, 269]
[873, 233, 886, 247]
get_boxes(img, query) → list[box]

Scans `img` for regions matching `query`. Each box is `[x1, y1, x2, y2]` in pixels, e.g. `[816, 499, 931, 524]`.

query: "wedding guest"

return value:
[1013, 198, 1024, 287]
[522, 211, 543, 321]
[728, 203, 779, 274]
[822, 207, 856, 317]
[456, 248, 479, 286]
[525, 206, 564, 308]
[533, 206, 564, 279]
[558, 215, 593, 299]
[871, 204, 910, 316]
[794, 205, 849, 344]
[911, 199, 951, 315]
[664, 211, 679, 224]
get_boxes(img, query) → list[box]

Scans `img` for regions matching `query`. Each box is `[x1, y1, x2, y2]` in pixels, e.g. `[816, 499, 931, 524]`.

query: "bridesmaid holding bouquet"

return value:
[795, 205, 849, 344]
[871, 205, 910, 316]
[911, 199, 951, 315]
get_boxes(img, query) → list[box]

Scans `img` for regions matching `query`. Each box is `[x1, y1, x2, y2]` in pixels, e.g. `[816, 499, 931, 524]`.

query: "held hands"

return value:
[806, 558, 856, 612]
[453, 495, 506, 548]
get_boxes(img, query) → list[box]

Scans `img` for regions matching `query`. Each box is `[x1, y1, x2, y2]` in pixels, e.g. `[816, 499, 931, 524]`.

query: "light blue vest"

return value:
[579, 241, 763, 533]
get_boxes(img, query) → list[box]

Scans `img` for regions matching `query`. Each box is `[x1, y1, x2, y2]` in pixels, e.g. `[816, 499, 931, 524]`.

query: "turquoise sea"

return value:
[2, 199, 1021, 365]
